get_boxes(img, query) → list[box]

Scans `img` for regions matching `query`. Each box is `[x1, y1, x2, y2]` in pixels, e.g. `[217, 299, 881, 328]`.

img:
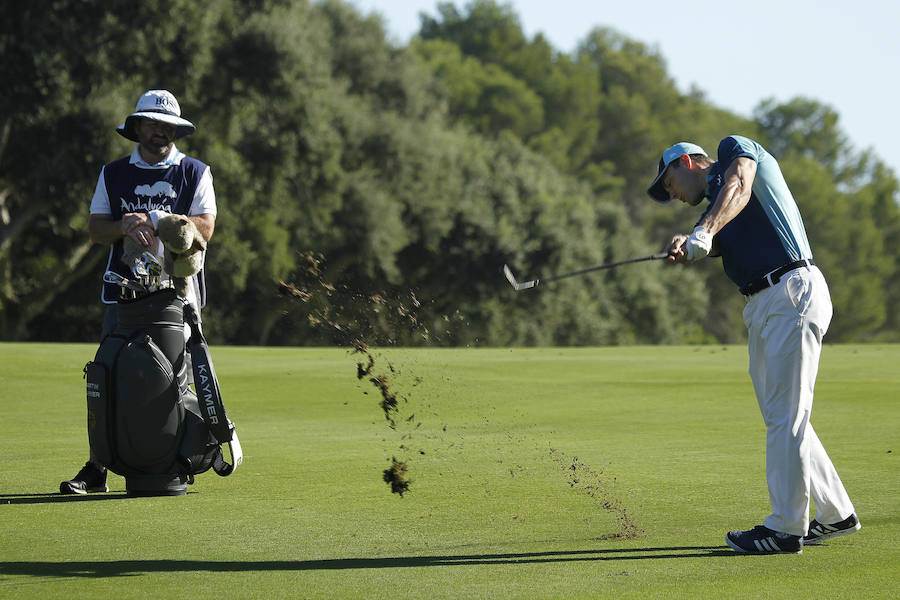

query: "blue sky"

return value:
[349, 0, 900, 181]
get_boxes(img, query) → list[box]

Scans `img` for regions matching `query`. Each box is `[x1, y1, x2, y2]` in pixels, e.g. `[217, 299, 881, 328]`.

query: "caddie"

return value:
[60, 89, 217, 494]
[647, 135, 859, 554]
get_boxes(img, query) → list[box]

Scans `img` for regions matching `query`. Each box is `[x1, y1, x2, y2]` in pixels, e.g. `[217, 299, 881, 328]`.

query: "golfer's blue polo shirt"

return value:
[700, 135, 813, 289]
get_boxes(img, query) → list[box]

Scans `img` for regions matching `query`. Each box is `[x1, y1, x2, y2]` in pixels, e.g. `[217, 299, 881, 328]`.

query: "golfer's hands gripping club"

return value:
[666, 226, 712, 263]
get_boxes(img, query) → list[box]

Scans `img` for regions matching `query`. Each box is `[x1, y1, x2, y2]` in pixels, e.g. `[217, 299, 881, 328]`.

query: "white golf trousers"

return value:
[743, 264, 854, 536]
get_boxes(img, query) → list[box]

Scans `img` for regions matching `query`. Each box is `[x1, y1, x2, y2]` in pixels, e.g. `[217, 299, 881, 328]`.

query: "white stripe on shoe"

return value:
[819, 524, 838, 533]
[806, 519, 861, 544]
[727, 526, 802, 553]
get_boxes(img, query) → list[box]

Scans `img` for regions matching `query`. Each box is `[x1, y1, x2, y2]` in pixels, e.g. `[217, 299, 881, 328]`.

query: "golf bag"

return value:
[84, 289, 241, 496]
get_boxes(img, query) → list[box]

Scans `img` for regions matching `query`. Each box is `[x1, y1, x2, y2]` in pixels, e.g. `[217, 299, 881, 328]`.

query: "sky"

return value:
[349, 0, 900, 179]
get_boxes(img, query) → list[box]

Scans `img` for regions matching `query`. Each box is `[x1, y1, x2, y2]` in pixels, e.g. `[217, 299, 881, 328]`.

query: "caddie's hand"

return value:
[122, 212, 152, 233]
[683, 226, 712, 262]
[127, 224, 156, 248]
[121, 213, 156, 248]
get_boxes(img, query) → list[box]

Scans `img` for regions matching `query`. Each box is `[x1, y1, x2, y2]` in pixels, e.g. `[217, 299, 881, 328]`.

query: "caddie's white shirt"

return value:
[90, 145, 217, 313]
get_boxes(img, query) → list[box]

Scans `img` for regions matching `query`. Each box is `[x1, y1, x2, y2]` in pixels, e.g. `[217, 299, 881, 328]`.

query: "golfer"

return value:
[60, 89, 217, 494]
[648, 135, 859, 554]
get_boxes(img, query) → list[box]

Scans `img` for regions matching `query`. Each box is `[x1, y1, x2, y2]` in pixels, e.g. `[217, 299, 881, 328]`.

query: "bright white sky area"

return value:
[349, 0, 900, 181]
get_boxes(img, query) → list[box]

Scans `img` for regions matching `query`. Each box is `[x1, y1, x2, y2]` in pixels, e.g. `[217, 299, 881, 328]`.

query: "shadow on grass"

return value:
[0, 547, 734, 578]
[0, 493, 132, 504]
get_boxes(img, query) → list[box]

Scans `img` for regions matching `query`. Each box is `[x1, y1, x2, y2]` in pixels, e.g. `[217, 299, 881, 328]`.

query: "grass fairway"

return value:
[0, 342, 897, 599]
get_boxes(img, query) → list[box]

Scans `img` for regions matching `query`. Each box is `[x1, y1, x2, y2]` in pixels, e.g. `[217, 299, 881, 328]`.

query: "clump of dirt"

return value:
[278, 281, 311, 302]
[383, 457, 410, 496]
[350, 342, 429, 494]
[370, 375, 399, 425]
[277, 251, 470, 348]
[277, 252, 437, 346]
[353, 339, 375, 379]
[549, 447, 642, 539]
[279, 252, 443, 496]
[353, 340, 401, 427]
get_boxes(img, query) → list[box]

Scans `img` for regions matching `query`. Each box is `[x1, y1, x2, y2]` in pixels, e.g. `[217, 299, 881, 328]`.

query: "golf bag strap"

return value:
[213, 452, 232, 476]
[213, 423, 243, 476]
[184, 301, 233, 444]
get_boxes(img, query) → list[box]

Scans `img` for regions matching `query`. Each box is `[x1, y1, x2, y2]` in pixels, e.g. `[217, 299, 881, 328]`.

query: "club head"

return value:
[503, 264, 536, 291]
[131, 251, 162, 283]
[140, 251, 163, 278]
[103, 271, 148, 293]
[103, 271, 128, 286]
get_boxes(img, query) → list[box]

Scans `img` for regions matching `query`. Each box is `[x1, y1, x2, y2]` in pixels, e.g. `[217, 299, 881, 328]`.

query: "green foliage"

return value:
[413, 39, 545, 138]
[755, 97, 857, 183]
[1, 0, 897, 344]
[754, 98, 900, 341]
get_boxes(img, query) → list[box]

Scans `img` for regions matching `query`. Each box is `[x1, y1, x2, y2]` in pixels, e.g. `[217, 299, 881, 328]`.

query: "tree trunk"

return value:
[7, 241, 103, 339]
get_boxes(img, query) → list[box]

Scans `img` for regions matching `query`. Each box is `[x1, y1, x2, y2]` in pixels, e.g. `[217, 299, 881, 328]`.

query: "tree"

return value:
[3, 0, 896, 345]
[0, 0, 231, 339]
[755, 98, 900, 341]
[411, 39, 544, 138]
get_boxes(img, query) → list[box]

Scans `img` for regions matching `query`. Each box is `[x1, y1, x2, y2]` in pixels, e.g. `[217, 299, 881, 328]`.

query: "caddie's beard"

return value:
[143, 138, 174, 157]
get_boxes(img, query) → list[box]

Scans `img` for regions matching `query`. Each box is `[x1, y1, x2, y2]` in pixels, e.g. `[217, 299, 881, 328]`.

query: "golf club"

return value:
[130, 251, 163, 286]
[503, 252, 669, 291]
[103, 270, 148, 294]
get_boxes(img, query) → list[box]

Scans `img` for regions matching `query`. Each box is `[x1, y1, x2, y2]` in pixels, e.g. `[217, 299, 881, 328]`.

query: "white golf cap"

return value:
[116, 90, 196, 142]
[647, 142, 707, 203]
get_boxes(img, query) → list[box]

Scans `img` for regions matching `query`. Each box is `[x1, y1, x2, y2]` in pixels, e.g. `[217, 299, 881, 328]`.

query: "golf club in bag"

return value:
[84, 288, 241, 496]
[503, 252, 669, 290]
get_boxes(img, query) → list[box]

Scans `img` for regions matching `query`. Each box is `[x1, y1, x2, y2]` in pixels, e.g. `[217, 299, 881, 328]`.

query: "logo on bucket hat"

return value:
[142, 91, 180, 114]
[116, 90, 196, 142]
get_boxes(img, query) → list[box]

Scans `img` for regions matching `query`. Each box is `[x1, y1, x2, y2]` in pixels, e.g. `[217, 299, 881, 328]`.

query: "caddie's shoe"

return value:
[59, 461, 108, 495]
[726, 525, 802, 554]
[804, 513, 860, 545]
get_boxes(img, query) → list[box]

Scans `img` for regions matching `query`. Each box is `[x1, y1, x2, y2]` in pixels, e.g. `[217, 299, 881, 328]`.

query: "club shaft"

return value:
[536, 252, 668, 285]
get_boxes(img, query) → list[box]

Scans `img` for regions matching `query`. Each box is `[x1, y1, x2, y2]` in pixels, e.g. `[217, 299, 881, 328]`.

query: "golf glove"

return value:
[684, 226, 712, 261]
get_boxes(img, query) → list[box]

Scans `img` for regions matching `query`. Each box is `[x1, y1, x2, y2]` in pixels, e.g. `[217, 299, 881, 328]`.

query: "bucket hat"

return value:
[116, 90, 196, 142]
